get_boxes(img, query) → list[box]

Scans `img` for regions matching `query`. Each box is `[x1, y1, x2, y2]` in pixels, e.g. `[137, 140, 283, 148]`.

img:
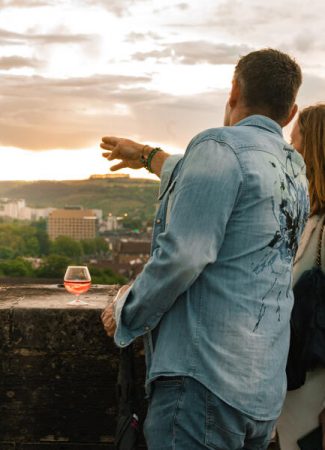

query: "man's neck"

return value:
[230, 108, 282, 128]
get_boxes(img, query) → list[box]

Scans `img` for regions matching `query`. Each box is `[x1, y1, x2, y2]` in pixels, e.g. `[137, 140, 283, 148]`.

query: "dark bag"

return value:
[115, 345, 140, 450]
[297, 425, 322, 450]
[286, 221, 325, 390]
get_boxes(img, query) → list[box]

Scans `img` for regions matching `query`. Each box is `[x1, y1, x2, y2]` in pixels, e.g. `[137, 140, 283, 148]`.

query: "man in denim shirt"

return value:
[101, 49, 309, 450]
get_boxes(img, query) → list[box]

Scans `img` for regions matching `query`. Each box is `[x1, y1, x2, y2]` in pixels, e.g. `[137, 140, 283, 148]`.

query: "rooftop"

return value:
[49, 209, 97, 219]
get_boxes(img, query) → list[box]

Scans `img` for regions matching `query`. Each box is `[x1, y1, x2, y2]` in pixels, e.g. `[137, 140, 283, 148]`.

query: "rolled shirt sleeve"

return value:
[114, 139, 243, 347]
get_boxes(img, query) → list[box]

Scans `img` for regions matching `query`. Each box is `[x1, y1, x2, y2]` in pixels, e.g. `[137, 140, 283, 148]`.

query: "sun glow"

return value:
[0, 147, 111, 181]
[0, 144, 183, 181]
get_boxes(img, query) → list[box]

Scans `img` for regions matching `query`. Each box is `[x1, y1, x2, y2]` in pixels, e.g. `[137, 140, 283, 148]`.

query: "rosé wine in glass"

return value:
[64, 280, 91, 295]
[64, 266, 91, 306]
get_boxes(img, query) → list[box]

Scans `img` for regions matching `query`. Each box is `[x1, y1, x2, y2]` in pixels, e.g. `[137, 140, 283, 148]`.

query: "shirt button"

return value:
[144, 326, 150, 331]
[120, 341, 125, 346]
[156, 219, 161, 224]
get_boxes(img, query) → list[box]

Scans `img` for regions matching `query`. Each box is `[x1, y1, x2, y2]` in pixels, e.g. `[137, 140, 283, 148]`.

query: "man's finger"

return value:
[102, 136, 120, 145]
[100, 143, 114, 151]
[101, 311, 110, 322]
[104, 326, 115, 337]
[101, 304, 113, 320]
[102, 152, 111, 158]
[110, 162, 127, 171]
[103, 320, 116, 337]
[101, 146, 122, 162]
[100, 145, 119, 159]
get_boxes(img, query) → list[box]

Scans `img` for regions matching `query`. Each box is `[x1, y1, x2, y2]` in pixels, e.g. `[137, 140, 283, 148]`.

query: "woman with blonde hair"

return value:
[277, 103, 325, 450]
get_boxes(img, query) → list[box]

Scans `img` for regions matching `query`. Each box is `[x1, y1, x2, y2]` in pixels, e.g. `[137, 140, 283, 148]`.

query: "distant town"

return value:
[0, 195, 153, 284]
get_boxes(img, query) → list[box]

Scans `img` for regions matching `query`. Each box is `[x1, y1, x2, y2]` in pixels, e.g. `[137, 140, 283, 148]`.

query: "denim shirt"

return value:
[114, 115, 309, 420]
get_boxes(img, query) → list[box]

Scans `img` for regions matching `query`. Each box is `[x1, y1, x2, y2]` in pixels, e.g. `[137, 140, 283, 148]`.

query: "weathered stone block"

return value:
[0, 443, 16, 450]
[0, 285, 147, 449]
[0, 308, 11, 350]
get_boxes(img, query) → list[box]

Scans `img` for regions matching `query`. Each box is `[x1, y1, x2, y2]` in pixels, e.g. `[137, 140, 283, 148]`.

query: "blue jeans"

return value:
[143, 377, 276, 450]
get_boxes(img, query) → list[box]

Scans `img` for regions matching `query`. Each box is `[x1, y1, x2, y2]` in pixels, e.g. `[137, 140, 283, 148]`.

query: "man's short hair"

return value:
[235, 48, 302, 123]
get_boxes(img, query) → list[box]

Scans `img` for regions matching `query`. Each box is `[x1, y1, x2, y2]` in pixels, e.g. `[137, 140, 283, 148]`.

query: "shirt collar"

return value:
[234, 114, 283, 137]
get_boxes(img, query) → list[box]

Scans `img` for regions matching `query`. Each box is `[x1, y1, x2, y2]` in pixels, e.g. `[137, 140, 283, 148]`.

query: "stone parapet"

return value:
[0, 284, 146, 450]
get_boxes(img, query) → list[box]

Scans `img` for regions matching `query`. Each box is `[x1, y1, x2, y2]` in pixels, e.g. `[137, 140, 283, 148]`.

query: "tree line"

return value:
[0, 220, 126, 284]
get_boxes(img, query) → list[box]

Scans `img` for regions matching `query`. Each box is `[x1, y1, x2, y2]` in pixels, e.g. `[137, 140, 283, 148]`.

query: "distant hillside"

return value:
[0, 178, 160, 220]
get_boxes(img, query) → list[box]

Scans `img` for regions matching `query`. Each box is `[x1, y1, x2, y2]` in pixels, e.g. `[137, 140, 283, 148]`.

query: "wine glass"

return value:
[64, 266, 91, 305]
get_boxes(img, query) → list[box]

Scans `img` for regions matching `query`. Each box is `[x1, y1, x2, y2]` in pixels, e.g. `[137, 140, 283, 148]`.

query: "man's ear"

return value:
[282, 103, 298, 127]
[229, 78, 241, 108]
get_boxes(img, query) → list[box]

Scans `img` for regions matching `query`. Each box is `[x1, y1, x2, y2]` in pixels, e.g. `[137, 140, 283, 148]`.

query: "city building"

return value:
[89, 174, 130, 180]
[113, 238, 151, 265]
[48, 207, 98, 241]
[0, 198, 54, 221]
[106, 214, 119, 231]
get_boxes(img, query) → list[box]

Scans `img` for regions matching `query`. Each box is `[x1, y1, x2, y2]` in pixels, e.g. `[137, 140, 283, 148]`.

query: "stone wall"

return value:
[0, 284, 147, 450]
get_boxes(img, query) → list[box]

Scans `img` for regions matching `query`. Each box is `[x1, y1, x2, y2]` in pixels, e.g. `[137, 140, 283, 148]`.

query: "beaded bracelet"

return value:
[140, 146, 162, 173]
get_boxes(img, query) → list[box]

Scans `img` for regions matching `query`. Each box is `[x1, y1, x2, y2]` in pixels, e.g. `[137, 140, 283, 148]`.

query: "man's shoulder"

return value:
[188, 127, 234, 147]
[188, 126, 256, 152]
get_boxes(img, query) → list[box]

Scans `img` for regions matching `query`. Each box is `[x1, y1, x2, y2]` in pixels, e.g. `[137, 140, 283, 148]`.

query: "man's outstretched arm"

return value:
[101, 136, 171, 178]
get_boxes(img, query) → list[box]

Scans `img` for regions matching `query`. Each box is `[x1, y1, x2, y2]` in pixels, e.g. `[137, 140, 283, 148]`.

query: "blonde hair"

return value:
[298, 104, 325, 215]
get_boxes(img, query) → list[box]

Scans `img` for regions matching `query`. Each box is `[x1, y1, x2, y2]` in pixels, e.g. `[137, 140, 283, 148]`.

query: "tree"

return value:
[25, 236, 40, 256]
[81, 237, 108, 256]
[0, 258, 33, 277]
[50, 236, 83, 260]
[89, 266, 126, 285]
[33, 220, 50, 255]
[37, 255, 72, 279]
[0, 246, 15, 259]
[0, 223, 41, 257]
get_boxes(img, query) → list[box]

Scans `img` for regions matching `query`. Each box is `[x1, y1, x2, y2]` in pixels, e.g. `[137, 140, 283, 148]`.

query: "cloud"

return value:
[2, 67, 325, 153]
[297, 73, 325, 107]
[80, 0, 151, 16]
[132, 41, 253, 65]
[125, 31, 163, 43]
[0, 0, 145, 15]
[0, 72, 227, 152]
[214, 0, 325, 32]
[0, 56, 42, 69]
[0, 0, 324, 155]
[176, 3, 190, 10]
[1, 69, 324, 154]
[153, 2, 190, 13]
[209, 0, 325, 57]
[0, 28, 25, 45]
[0, 27, 95, 46]
[0, 0, 51, 6]
[161, 1, 325, 74]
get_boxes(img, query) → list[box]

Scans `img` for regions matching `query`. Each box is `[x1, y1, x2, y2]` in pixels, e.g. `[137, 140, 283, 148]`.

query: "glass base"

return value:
[67, 298, 89, 306]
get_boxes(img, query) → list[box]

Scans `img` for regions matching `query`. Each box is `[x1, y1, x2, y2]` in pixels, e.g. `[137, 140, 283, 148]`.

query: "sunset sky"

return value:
[1, 0, 325, 180]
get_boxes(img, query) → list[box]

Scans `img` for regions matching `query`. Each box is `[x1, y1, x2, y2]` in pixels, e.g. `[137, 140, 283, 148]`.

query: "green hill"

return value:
[0, 178, 160, 221]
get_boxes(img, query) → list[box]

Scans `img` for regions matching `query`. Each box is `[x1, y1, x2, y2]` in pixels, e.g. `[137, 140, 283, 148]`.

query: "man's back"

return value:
[103, 47, 306, 450]
[145, 115, 309, 419]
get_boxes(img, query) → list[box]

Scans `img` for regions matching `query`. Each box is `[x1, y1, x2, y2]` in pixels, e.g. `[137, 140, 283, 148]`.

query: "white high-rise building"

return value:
[0, 199, 54, 221]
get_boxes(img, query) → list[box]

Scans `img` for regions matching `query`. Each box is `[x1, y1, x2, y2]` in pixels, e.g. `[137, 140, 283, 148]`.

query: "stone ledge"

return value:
[0, 445, 146, 450]
[0, 285, 147, 449]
